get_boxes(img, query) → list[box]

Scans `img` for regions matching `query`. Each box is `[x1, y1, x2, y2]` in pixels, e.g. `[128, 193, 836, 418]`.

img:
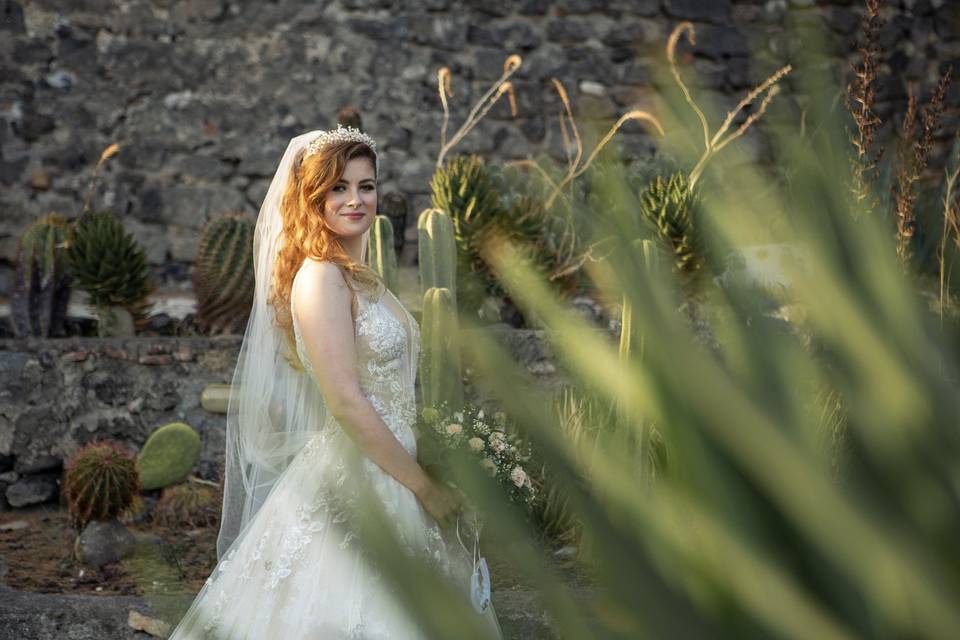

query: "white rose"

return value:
[445, 423, 463, 435]
[490, 438, 507, 454]
[468, 437, 485, 452]
[453, 411, 464, 423]
[510, 466, 527, 487]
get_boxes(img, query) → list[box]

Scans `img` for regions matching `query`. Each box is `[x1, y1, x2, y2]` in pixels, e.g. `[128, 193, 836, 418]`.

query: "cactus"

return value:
[152, 477, 222, 528]
[62, 440, 141, 530]
[419, 287, 464, 412]
[637, 172, 709, 286]
[66, 211, 152, 331]
[137, 422, 202, 491]
[430, 155, 504, 307]
[368, 215, 398, 293]
[417, 208, 457, 300]
[11, 214, 72, 338]
[379, 191, 409, 257]
[193, 214, 255, 334]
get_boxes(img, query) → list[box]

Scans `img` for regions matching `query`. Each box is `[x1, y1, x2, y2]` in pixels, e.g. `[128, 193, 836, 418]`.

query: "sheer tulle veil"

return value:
[217, 130, 374, 558]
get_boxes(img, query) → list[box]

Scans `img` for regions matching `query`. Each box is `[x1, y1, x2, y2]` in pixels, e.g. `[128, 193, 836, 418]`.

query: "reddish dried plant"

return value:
[846, 0, 885, 216]
[894, 70, 952, 264]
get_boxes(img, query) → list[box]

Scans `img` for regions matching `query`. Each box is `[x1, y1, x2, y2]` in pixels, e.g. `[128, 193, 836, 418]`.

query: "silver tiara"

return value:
[304, 125, 378, 159]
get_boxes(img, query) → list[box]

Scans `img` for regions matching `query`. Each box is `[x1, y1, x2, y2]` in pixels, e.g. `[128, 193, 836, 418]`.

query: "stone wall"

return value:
[1, 0, 958, 296]
[0, 328, 561, 510]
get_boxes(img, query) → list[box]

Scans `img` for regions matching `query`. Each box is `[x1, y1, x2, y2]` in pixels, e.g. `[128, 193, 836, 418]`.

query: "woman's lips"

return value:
[342, 212, 365, 219]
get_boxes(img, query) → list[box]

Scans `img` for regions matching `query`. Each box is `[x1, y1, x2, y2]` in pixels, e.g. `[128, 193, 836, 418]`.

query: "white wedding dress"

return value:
[168, 281, 504, 639]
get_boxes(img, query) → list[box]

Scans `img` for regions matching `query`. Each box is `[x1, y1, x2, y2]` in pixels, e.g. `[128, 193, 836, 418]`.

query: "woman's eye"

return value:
[362, 184, 375, 191]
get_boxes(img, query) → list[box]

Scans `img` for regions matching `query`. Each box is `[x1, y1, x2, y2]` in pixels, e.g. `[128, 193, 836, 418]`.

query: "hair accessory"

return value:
[303, 124, 378, 159]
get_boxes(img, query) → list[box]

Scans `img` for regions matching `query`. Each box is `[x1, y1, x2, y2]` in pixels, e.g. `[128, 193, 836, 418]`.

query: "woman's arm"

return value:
[292, 260, 433, 499]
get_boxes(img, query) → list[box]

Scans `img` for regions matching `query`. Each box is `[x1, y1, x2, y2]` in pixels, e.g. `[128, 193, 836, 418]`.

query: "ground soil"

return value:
[0, 504, 593, 599]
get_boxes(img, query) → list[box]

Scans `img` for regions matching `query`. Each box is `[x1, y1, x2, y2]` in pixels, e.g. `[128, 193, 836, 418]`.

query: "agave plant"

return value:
[66, 211, 152, 335]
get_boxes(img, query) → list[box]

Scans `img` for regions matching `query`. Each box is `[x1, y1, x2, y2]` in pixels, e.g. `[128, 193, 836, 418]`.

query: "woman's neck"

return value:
[340, 234, 365, 263]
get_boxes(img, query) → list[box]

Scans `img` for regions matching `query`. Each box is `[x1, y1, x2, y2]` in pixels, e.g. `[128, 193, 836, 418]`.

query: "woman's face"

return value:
[322, 156, 377, 239]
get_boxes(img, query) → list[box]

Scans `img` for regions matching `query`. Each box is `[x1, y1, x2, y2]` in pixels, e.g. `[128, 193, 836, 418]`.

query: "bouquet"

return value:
[417, 402, 536, 509]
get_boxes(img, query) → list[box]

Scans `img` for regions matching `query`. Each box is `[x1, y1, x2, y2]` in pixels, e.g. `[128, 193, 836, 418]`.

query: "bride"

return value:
[168, 127, 504, 638]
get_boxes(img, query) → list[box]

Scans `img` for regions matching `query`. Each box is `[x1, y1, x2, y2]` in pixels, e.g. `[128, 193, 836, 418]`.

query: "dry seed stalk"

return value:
[79, 143, 120, 217]
[939, 141, 960, 321]
[436, 55, 521, 169]
[666, 22, 792, 188]
[545, 78, 664, 209]
[846, 0, 885, 215]
[895, 69, 951, 264]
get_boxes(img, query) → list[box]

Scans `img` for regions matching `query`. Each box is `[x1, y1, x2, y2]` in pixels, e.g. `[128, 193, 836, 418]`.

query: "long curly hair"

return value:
[269, 139, 382, 368]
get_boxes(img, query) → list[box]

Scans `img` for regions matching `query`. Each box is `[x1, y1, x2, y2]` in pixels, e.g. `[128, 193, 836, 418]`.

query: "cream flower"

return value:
[468, 437, 485, 452]
[510, 466, 527, 487]
[445, 423, 463, 435]
[421, 407, 440, 424]
[489, 438, 507, 454]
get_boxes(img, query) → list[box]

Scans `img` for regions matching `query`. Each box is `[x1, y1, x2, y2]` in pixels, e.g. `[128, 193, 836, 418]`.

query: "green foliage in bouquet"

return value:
[66, 211, 152, 318]
[62, 440, 141, 529]
[193, 214, 255, 335]
[417, 403, 535, 509]
[11, 213, 72, 338]
[368, 215, 398, 293]
[152, 477, 222, 528]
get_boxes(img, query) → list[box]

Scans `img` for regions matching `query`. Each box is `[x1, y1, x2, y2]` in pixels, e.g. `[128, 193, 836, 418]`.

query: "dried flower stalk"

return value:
[80, 142, 120, 217]
[436, 55, 522, 169]
[846, 0, 885, 216]
[545, 78, 664, 209]
[666, 21, 792, 188]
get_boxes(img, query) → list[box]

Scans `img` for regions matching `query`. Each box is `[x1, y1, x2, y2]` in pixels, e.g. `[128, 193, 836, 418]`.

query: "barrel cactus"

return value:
[66, 211, 152, 332]
[193, 214, 255, 334]
[637, 172, 709, 286]
[369, 215, 398, 293]
[152, 478, 222, 528]
[11, 213, 72, 338]
[137, 422, 202, 491]
[62, 440, 141, 530]
[419, 287, 464, 412]
[417, 208, 457, 300]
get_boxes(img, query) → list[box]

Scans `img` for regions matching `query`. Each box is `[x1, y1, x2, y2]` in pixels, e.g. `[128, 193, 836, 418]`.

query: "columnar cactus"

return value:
[417, 208, 457, 300]
[369, 215, 398, 292]
[419, 287, 464, 412]
[66, 211, 152, 328]
[62, 440, 141, 529]
[11, 214, 72, 338]
[193, 214, 255, 334]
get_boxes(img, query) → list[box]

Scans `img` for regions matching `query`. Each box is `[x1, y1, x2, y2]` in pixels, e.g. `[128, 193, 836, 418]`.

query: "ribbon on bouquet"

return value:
[456, 511, 491, 614]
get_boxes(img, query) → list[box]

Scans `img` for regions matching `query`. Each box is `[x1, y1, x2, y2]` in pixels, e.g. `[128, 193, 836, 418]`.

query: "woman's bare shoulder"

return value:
[293, 259, 351, 311]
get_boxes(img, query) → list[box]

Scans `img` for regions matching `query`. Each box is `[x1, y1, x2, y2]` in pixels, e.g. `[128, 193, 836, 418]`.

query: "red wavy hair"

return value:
[269, 139, 382, 367]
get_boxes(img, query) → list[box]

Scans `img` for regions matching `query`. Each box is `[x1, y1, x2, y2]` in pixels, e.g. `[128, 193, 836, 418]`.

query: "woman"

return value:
[168, 127, 504, 638]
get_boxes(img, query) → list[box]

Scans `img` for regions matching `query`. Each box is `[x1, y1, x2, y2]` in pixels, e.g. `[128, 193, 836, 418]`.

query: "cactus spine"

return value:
[194, 214, 255, 334]
[368, 215, 398, 293]
[62, 440, 141, 529]
[419, 287, 463, 411]
[417, 208, 457, 301]
[11, 214, 72, 337]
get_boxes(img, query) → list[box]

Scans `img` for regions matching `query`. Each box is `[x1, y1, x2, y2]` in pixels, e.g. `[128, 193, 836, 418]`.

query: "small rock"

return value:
[138, 354, 173, 366]
[29, 168, 51, 191]
[0, 470, 18, 483]
[75, 519, 136, 567]
[6, 475, 58, 507]
[0, 520, 29, 531]
[128, 610, 172, 637]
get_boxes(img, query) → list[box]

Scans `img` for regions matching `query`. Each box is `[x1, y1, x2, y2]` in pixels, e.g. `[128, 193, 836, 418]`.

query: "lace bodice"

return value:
[292, 285, 421, 457]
